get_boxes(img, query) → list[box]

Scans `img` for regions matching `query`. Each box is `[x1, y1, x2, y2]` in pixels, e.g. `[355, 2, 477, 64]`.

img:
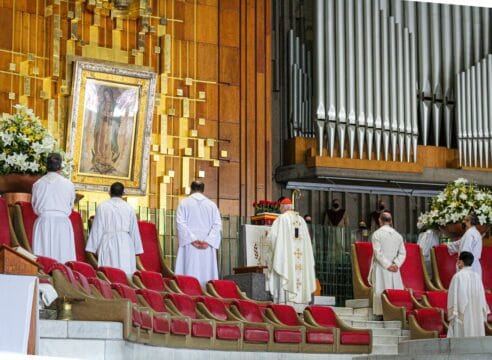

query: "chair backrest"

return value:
[47, 262, 78, 288]
[72, 270, 92, 294]
[87, 277, 114, 299]
[481, 246, 492, 291]
[233, 300, 264, 323]
[36, 255, 59, 274]
[99, 266, 130, 285]
[400, 243, 426, 292]
[69, 211, 87, 263]
[412, 308, 445, 334]
[66, 261, 97, 278]
[134, 270, 166, 292]
[16, 201, 37, 248]
[138, 221, 162, 273]
[384, 289, 414, 310]
[174, 275, 204, 296]
[208, 280, 240, 299]
[268, 304, 300, 326]
[111, 283, 138, 304]
[424, 291, 448, 311]
[200, 297, 228, 321]
[305, 306, 337, 328]
[166, 293, 198, 319]
[136, 288, 168, 312]
[353, 242, 373, 287]
[0, 198, 12, 246]
[433, 245, 457, 289]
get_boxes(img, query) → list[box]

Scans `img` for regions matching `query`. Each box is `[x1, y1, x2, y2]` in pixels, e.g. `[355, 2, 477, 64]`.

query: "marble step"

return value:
[372, 335, 402, 346]
[332, 306, 355, 316]
[339, 315, 371, 322]
[369, 328, 407, 336]
[356, 355, 492, 360]
[370, 344, 399, 355]
[348, 320, 402, 329]
[346, 298, 370, 308]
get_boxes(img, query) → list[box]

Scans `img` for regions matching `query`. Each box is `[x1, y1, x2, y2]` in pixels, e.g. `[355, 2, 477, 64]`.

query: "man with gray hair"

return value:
[32, 153, 76, 263]
[368, 211, 406, 319]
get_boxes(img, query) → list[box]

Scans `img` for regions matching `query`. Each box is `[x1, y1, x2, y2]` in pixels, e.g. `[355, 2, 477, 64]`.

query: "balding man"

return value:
[368, 211, 406, 319]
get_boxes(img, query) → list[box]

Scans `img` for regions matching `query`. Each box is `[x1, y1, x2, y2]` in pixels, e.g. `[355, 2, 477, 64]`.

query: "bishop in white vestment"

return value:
[368, 211, 406, 316]
[32, 153, 76, 263]
[447, 251, 489, 337]
[266, 198, 316, 308]
[175, 181, 222, 287]
[86, 182, 143, 275]
[448, 214, 483, 277]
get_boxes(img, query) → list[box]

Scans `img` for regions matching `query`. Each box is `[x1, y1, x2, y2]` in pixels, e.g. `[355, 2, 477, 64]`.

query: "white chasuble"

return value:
[448, 226, 483, 277]
[174, 193, 222, 287]
[266, 211, 316, 306]
[32, 172, 76, 263]
[86, 197, 143, 275]
[368, 225, 406, 315]
[447, 267, 489, 337]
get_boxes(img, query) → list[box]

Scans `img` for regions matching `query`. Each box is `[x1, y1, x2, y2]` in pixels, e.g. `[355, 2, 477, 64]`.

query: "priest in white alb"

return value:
[447, 251, 489, 337]
[266, 198, 315, 311]
[447, 214, 483, 277]
[174, 181, 222, 286]
[32, 153, 76, 263]
[86, 182, 143, 275]
[368, 211, 406, 319]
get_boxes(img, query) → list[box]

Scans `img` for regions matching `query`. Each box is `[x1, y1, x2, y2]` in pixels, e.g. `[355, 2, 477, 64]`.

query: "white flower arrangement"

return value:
[417, 178, 492, 229]
[0, 104, 71, 177]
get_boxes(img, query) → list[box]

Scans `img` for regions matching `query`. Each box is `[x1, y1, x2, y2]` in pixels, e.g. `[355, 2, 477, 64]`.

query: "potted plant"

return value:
[251, 200, 280, 225]
[417, 178, 492, 239]
[0, 104, 70, 196]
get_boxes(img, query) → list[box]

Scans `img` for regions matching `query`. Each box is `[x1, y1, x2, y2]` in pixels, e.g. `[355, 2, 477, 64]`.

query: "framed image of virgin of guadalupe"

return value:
[67, 59, 157, 195]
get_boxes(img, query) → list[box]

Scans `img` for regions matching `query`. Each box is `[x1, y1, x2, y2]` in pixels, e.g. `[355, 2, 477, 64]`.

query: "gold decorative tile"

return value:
[198, 118, 206, 125]
[198, 170, 205, 178]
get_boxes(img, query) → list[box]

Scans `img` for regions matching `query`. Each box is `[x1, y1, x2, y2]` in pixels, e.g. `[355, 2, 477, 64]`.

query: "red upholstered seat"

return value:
[16, 201, 37, 249]
[66, 261, 97, 278]
[174, 275, 206, 297]
[37, 255, 59, 274]
[166, 293, 214, 338]
[481, 246, 492, 292]
[232, 300, 264, 323]
[424, 291, 448, 312]
[138, 221, 166, 274]
[88, 277, 114, 299]
[208, 280, 239, 299]
[69, 211, 88, 263]
[412, 308, 446, 337]
[486, 293, 492, 323]
[134, 270, 167, 292]
[400, 243, 427, 298]
[98, 266, 131, 285]
[353, 242, 373, 287]
[0, 198, 13, 246]
[200, 297, 229, 321]
[72, 270, 92, 294]
[340, 331, 371, 345]
[384, 289, 415, 318]
[433, 245, 458, 289]
[111, 283, 152, 330]
[47, 263, 79, 288]
[111, 283, 139, 303]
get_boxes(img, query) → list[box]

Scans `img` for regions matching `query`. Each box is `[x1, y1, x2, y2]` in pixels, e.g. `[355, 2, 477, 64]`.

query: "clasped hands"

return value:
[387, 263, 398, 272]
[192, 240, 209, 249]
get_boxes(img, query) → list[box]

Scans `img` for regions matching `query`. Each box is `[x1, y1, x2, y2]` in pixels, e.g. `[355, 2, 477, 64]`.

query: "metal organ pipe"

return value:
[373, 0, 382, 161]
[325, 0, 337, 157]
[313, 0, 325, 155]
[346, 0, 356, 159]
[355, 0, 366, 160]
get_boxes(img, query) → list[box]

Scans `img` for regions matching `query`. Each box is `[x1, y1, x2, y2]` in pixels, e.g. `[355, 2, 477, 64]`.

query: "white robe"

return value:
[85, 197, 143, 275]
[417, 229, 440, 276]
[174, 192, 222, 287]
[447, 267, 489, 337]
[448, 226, 482, 277]
[32, 172, 76, 263]
[266, 211, 316, 307]
[369, 225, 406, 315]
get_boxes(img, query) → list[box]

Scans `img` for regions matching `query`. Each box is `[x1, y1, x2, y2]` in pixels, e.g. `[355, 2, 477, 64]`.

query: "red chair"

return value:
[37, 255, 59, 274]
[431, 245, 458, 290]
[381, 289, 423, 328]
[229, 299, 305, 352]
[408, 308, 447, 339]
[164, 293, 215, 349]
[98, 266, 135, 287]
[11, 201, 37, 251]
[351, 242, 373, 300]
[0, 197, 18, 246]
[265, 304, 336, 353]
[303, 306, 372, 354]
[400, 243, 439, 300]
[66, 261, 97, 279]
[169, 275, 209, 298]
[69, 211, 97, 267]
[137, 221, 173, 277]
[421, 291, 448, 320]
[207, 279, 271, 309]
[481, 246, 492, 293]
[133, 270, 170, 292]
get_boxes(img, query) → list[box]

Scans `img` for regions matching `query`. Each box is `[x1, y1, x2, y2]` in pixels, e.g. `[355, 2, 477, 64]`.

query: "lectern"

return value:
[0, 245, 39, 354]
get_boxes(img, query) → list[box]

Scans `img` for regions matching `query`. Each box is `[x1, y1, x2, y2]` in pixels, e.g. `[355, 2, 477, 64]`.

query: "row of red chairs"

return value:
[44, 260, 372, 353]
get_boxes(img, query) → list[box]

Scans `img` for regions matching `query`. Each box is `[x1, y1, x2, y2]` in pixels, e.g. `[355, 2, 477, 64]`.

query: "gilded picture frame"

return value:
[67, 59, 156, 195]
